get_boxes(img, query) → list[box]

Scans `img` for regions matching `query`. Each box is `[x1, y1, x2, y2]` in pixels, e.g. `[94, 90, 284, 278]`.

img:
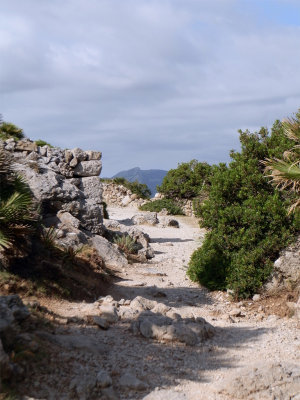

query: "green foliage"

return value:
[0, 150, 38, 252]
[157, 160, 212, 199]
[139, 198, 184, 215]
[188, 118, 300, 298]
[263, 113, 300, 213]
[113, 235, 137, 255]
[0, 118, 25, 141]
[101, 177, 151, 199]
[34, 139, 53, 148]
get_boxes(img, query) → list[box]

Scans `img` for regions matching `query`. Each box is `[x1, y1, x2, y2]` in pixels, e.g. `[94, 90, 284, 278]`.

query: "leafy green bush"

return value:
[188, 118, 300, 298]
[140, 199, 184, 215]
[0, 120, 25, 141]
[34, 139, 53, 148]
[157, 160, 212, 199]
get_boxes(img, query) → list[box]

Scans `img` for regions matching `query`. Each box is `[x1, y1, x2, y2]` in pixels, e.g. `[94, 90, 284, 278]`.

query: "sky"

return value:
[1, 0, 300, 177]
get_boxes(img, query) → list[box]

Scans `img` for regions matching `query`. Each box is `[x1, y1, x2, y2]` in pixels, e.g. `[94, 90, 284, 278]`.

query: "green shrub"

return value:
[157, 160, 212, 199]
[0, 121, 25, 141]
[188, 118, 300, 298]
[113, 235, 137, 255]
[34, 139, 53, 148]
[139, 198, 184, 215]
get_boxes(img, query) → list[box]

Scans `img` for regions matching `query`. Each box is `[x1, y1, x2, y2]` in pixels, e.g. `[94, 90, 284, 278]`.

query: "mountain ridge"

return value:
[112, 167, 167, 196]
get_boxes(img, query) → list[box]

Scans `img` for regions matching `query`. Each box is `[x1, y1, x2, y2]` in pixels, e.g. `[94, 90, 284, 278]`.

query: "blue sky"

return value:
[1, 0, 300, 176]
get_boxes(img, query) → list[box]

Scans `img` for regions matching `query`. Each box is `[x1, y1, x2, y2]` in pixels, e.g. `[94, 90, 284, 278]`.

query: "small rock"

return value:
[119, 372, 148, 390]
[252, 294, 261, 301]
[229, 308, 242, 317]
[96, 369, 112, 388]
[92, 316, 110, 330]
[99, 304, 119, 323]
[118, 299, 125, 305]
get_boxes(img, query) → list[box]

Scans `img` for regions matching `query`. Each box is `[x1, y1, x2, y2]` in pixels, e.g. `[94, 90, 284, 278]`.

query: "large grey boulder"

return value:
[131, 212, 158, 225]
[74, 160, 102, 177]
[264, 235, 300, 293]
[14, 161, 104, 235]
[131, 311, 214, 346]
[91, 235, 128, 268]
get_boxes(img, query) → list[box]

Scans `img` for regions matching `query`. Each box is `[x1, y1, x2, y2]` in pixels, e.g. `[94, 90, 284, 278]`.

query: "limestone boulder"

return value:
[73, 160, 102, 177]
[91, 235, 128, 268]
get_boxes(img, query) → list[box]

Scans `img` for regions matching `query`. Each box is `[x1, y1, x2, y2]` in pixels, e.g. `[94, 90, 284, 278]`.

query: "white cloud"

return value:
[1, 0, 300, 175]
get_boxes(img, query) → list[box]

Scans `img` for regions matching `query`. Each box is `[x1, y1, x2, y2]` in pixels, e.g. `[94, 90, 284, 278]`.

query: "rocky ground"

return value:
[2, 207, 300, 400]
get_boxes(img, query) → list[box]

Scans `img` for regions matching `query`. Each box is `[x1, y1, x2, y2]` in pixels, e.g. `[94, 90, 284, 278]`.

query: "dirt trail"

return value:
[18, 207, 300, 400]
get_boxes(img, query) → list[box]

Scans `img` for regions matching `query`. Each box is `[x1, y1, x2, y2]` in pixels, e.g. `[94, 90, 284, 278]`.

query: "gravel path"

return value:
[19, 207, 300, 400]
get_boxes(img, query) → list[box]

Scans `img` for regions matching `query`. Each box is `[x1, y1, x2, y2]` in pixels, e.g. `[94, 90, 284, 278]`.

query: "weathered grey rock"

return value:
[78, 176, 103, 201]
[98, 304, 119, 323]
[85, 150, 102, 161]
[15, 140, 38, 152]
[96, 369, 112, 388]
[91, 235, 128, 268]
[252, 294, 261, 301]
[92, 316, 110, 330]
[57, 211, 80, 229]
[121, 195, 132, 206]
[71, 147, 87, 162]
[264, 235, 300, 293]
[132, 212, 158, 226]
[69, 157, 78, 167]
[119, 372, 148, 390]
[218, 362, 300, 399]
[73, 160, 102, 177]
[131, 312, 214, 346]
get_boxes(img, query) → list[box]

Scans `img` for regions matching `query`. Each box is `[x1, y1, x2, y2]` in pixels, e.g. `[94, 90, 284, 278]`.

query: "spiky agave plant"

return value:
[0, 149, 37, 252]
[263, 116, 300, 213]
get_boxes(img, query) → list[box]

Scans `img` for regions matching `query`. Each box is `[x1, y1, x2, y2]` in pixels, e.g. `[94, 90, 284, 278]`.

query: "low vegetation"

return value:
[139, 198, 184, 215]
[113, 235, 137, 255]
[157, 160, 212, 199]
[34, 139, 53, 148]
[0, 118, 24, 141]
[188, 116, 300, 298]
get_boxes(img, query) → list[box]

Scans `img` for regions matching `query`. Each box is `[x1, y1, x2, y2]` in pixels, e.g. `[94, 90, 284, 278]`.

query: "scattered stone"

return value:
[98, 304, 119, 323]
[252, 294, 261, 301]
[96, 369, 112, 388]
[229, 308, 242, 317]
[91, 316, 110, 330]
[119, 372, 148, 390]
[131, 312, 214, 346]
[132, 212, 158, 226]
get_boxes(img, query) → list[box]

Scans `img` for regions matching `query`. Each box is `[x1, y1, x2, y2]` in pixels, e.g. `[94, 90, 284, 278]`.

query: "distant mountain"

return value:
[112, 167, 167, 196]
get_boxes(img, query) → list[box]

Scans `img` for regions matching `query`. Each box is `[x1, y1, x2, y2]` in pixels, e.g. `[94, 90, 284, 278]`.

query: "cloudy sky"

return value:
[1, 0, 300, 176]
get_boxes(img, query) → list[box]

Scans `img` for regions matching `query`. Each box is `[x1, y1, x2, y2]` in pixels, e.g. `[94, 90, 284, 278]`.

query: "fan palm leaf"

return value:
[263, 115, 300, 213]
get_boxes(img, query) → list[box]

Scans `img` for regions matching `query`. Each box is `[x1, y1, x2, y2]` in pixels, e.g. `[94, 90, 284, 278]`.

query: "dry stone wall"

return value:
[0, 138, 104, 235]
[102, 181, 148, 208]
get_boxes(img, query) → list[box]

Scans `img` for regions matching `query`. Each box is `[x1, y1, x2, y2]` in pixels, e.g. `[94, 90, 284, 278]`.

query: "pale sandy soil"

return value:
[17, 207, 300, 400]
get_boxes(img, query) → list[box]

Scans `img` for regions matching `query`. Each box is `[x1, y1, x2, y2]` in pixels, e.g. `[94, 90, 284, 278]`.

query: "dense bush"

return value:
[157, 160, 212, 199]
[35, 139, 53, 148]
[0, 119, 25, 141]
[188, 119, 300, 298]
[139, 198, 184, 215]
[102, 177, 151, 199]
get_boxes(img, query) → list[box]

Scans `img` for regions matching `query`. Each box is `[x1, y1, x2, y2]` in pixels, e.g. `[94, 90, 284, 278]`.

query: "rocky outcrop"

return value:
[264, 235, 300, 294]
